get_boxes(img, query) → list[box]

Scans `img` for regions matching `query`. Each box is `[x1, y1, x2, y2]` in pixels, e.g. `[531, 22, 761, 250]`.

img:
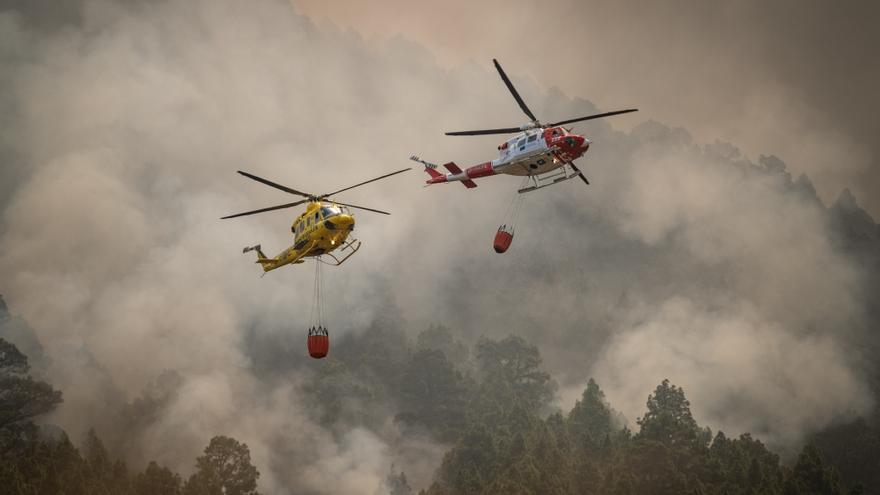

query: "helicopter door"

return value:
[524, 133, 540, 152]
[517, 137, 527, 152]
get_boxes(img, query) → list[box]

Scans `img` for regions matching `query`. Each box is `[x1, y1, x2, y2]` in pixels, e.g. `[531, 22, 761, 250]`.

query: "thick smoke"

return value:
[298, 0, 880, 217]
[0, 0, 876, 492]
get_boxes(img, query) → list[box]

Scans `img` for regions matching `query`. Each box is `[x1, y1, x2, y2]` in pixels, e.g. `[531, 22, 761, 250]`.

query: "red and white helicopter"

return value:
[412, 59, 637, 252]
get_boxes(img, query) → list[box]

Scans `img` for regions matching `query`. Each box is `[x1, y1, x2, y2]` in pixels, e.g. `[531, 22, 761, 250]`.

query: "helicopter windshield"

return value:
[321, 206, 341, 217]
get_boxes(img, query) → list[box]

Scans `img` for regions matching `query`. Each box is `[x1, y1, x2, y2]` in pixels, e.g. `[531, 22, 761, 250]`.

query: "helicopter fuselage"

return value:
[494, 126, 589, 176]
[291, 202, 355, 255]
[424, 126, 589, 186]
[223, 166, 408, 274]
[253, 202, 356, 272]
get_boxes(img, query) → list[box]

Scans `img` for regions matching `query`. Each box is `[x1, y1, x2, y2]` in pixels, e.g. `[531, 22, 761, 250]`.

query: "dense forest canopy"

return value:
[1, 0, 879, 493]
[2, 327, 879, 494]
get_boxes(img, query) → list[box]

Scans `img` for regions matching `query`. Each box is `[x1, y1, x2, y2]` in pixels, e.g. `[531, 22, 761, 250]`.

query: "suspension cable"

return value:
[499, 177, 529, 233]
[318, 258, 326, 329]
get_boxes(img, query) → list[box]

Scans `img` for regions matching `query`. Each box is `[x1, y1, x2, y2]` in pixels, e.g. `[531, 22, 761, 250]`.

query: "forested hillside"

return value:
[3, 312, 878, 494]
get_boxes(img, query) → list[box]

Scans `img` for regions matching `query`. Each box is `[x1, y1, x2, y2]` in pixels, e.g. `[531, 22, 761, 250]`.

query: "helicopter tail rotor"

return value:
[243, 244, 268, 259]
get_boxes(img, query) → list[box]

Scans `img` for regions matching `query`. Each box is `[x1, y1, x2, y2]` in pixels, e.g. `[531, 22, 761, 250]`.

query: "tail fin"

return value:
[442, 162, 463, 174]
[425, 167, 443, 179]
[443, 162, 477, 188]
[410, 155, 475, 187]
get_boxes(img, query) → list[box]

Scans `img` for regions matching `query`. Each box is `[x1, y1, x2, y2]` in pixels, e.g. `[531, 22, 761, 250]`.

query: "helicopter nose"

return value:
[578, 136, 590, 151]
[336, 214, 355, 231]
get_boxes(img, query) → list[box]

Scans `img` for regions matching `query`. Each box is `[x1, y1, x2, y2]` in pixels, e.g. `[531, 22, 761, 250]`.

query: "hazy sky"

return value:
[296, 0, 880, 217]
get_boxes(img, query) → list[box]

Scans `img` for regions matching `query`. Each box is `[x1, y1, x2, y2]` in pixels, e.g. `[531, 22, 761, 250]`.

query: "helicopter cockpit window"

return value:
[321, 206, 340, 217]
[527, 134, 537, 143]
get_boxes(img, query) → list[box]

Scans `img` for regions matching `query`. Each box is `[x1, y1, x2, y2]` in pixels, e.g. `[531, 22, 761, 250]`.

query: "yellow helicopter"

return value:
[222, 168, 410, 272]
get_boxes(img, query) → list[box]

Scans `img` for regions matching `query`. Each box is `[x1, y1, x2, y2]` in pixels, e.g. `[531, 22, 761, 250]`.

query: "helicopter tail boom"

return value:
[411, 155, 477, 188]
[419, 162, 479, 188]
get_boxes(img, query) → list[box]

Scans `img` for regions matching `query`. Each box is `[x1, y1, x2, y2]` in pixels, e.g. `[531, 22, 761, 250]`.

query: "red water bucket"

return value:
[307, 327, 330, 359]
[494, 227, 514, 253]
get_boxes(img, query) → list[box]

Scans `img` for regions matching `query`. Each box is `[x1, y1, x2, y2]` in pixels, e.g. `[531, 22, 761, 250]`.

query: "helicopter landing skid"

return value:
[320, 238, 362, 266]
[517, 164, 584, 194]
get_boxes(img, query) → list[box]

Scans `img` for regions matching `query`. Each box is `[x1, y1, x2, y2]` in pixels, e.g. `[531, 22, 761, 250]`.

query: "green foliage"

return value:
[0, 338, 29, 373]
[474, 335, 556, 415]
[784, 444, 845, 495]
[811, 416, 880, 493]
[416, 324, 470, 369]
[334, 322, 411, 393]
[134, 461, 182, 495]
[567, 378, 615, 452]
[0, 339, 62, 429]
[304, 356, 397, 431]
[81, 428, 131, 494]
[636, 379, 708, 448]
[384, 465, 414, 495]
[423, 374, 860, 495]
[395, 349, 470, 441]
[1, 327, 876, 495]
[705, 432, 784, 494]
[431, 424, 499, 494]
[183, 435, 260, 495]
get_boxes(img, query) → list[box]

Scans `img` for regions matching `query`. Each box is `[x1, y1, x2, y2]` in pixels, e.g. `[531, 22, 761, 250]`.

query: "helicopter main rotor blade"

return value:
[493, 59, 538, 122]
[237, 171, 314, 198]
[331, 200, 391, 215]
[548, 109, 639, 127]
[445, 127, 523, 136]
[320, 167, 411, 198]
[221, 199, 309, 219]
[568, 161, 590, 186]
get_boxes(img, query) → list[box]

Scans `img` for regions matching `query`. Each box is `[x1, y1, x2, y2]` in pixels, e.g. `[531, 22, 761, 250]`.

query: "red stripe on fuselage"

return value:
[465, 162, 495, 179]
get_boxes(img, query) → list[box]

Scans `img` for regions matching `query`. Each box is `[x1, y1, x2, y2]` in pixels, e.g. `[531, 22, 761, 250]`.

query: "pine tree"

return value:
[0, 338, 62, 429]
[134, 461, 182, 495]
[567, 378, 615, 452]
[784, 444, 845, 495]
[395, 348, 469, 441]
[384, 465, 414, 495]
[183, 436, 260, 495]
